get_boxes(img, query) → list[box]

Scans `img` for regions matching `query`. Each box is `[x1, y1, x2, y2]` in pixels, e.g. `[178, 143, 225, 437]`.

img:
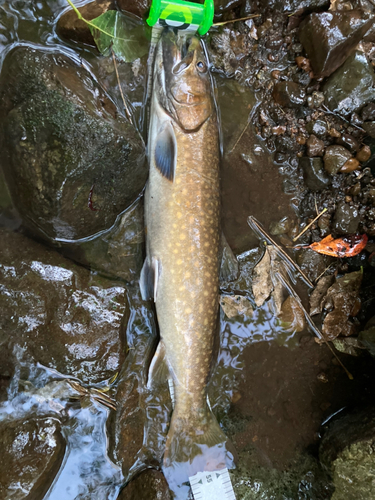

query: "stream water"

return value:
[1, 1, 375, 500]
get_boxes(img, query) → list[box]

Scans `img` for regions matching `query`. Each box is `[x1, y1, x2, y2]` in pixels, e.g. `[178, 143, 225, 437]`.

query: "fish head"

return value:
[154, 31, 214, 131]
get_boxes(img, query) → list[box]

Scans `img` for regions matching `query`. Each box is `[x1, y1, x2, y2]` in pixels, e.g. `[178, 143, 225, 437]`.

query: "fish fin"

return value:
[220, 233, 239, 286]
[154, 122, 177, 182]
[140, 257, 160, 301]
[162, 403, 237, 496]
[147, 341, 170, 389]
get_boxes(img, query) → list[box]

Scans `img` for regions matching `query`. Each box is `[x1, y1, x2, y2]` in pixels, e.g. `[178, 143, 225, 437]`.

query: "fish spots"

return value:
[199, 304, 203, 313]
[185, 307, 192, 314]
[203, 290, 208, 296]
[177, 259, 183, 265]
[179, 233, 186, 240]
[177, 212, 182, 219]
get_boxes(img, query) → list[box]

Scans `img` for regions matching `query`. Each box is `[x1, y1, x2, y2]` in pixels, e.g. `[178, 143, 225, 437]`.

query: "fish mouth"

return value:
[171, 92, 207, 107]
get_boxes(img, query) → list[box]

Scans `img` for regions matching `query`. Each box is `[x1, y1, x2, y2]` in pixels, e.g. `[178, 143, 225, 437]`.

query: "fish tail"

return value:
[162, 402, 236, 496]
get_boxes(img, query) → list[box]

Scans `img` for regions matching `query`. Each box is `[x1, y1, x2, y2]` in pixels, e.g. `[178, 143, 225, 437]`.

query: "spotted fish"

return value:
[140, 30, 235, 495]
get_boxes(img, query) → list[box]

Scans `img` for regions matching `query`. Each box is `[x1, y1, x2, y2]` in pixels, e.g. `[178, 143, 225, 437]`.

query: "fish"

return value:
[140, 30, 235, 496]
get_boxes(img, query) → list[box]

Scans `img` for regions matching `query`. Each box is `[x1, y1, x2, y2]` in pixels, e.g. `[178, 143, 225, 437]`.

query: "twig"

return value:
[276, 271, 353, 380]
[230, 101, 261, 154]
[213, 14, 261, 26]
[248, 216, 314, 288]
[293, 208, 327, 242]
[320, 104, 365, 133]
[314, 263, 335, 283]
[112, 49, 132, 123]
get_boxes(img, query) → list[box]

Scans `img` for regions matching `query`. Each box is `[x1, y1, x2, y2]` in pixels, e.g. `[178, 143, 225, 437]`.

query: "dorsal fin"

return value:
[154, 122, 177, 182]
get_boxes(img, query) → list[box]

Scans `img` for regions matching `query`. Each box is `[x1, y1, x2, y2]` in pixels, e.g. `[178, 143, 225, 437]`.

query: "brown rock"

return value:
[57, 0, 115, 46]
[295, 56, 311, 72]
[356, 145, 371, 163]
[116, 0, 151, 18]
[306, 134, 325, 157]
[118, 470, 171, 500]
[323, 145, 352, 174]
[339, 157, 361, 173]
[299, 11, 374, 78]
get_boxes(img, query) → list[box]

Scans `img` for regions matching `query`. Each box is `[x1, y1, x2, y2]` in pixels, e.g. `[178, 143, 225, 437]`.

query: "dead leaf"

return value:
[309, 275, 335, 316]
[220, 295, 254, 319]
[278, 296, 306, 332]
[332, 337, 365, 357]
[321, 270, 363, 341]
[252, 246, 284, 311]
[309, 234, 368, 258]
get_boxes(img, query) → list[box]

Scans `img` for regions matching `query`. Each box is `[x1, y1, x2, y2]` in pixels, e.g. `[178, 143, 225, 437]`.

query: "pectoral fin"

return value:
[154, 122, 177, 182]
[147, 341, 169, 388]
[140, 257, 160, 301]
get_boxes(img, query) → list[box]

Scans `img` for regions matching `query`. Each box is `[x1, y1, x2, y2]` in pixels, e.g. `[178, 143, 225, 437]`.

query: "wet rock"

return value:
[356, 145, 371, 163]
[0, 46, 146, 242]
[56, 0, 115, 45]
[306, 119, 328, 136]
[0, 228, 128, 384]
[307, 91, 325, 109]
[336, 133, 360, 153]
[296, 248, 331, 282]
[333, 201, 360, 234]
[306, 135, 325, 157]
[61, 199, 144, 284]
[278, 296, 305, 333]
[116, 0, 151, 18]
[323, 51, 375, 115]
[323, 145, 352, 175]
[320, 407, 375, 500]
[339, 157, 361, 173]
[272, 81, 306, 108]
[0, 417, 65, 499]
[362, 121, 375, 138]
[299, 11, 374, 78]
[118, 470, 171, 500]
[300, 157, 330, 191]
[361, 102, 375, 121]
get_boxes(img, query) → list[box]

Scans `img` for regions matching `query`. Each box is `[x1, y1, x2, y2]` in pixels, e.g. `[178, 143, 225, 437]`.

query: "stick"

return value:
[112, 50, 132, 124]
[293, 208, 327, 242]
[213, 14, 261, 26]
[275, 271, 353, 380]
[248, 216, 314, 288]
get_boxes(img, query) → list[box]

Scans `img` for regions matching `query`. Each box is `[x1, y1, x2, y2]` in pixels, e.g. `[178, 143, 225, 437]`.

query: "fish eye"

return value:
[196, 61, 207, 73]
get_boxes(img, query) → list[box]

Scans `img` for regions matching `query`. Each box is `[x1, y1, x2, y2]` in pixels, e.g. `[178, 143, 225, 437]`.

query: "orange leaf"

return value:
[309, 234, 368, 258]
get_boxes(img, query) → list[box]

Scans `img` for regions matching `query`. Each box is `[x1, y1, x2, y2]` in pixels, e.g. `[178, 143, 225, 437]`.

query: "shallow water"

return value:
[1, 2, 375, 500]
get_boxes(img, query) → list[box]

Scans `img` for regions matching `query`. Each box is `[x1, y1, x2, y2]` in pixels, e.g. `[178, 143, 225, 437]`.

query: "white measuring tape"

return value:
[189, 468, 236, 500]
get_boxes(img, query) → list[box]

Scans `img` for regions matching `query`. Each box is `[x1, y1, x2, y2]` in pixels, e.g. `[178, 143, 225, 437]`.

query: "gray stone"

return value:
[323, 145, 352, 175]
[0, 417, 65, 500]
[362, 121, 375, 139]
[0, 46, 146, 242]
[306, 119, 328, 136]
[306, 135, 325, 157]
[300, 157, 330, 191]
[333, 202, 360, 234]
[323, 51, 375, 116]
[359, 326, 375, 357]
[299, 11, 374, 78]
[0, 228, 128, 384]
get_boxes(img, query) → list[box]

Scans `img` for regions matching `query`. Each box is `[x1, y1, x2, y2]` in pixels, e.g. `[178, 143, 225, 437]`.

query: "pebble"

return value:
[349, 182, 361, 196]
[307, 91, 325, 109]
[295, 56, 311, 72]
[306, 119, 328, 136]
[328, 127, 341, 138]
[307, 134, 325, 157]
[356, 145, 371, 163]
[300, 157, 331, 191]
[336, 133, 360, 153]
[323, 145, 352, 174]
[339, 158, 361, 173]
[333, 202, 360, 234]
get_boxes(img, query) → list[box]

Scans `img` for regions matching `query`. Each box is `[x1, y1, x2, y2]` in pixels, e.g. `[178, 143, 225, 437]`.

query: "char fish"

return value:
[141, 30, 235, 495]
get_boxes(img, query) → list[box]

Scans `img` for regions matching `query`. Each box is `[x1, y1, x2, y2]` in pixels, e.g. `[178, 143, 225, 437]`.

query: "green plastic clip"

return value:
[147, 0, 214, 36]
